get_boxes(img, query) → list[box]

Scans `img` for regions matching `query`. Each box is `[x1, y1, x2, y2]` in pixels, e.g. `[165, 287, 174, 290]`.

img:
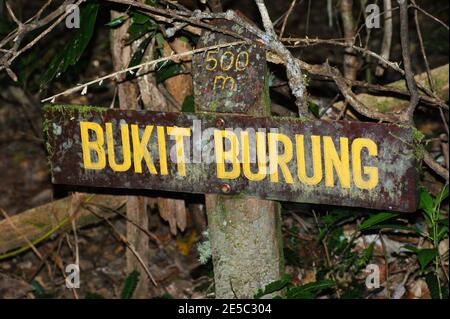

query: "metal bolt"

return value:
[220, 184, 231, 194]
[215, 118, 225, 127]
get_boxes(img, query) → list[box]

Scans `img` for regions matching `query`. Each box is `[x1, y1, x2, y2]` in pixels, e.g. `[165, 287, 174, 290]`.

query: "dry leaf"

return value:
[407, 279, 431, 299]
[0, 273, 33, 299]
[158, 198, 188, 235]
[162, 38, 193, 104]
[176, 229, 198, 256]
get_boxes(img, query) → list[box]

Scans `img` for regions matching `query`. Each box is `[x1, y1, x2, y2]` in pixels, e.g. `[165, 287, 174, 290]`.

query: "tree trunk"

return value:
[206, 196, 283, 298]
[204, 89, 284, 298]
[339, 0, 359, 80]
[195, 22, 284, 296]
[110, 10, 150, 298]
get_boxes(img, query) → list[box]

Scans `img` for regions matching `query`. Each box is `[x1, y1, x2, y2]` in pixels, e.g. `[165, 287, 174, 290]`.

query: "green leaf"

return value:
[286, 280, 335, 299]
[361, 224, 420, 234]
[16, 49, 45, 85]
[438, 218, 449, 227]
[417, 249, 438, 270]
[254, 274, 293, 299]
[425, 273, 441, 299]
[308, 101, 320, 118]
[359, 212, 399, 232]
[286, 289, 315, 299]
[181, 95, 195, 113]
[436, 184, 449, 206]
[126, 34, 153, 80]
[130, 11, 152, 25]
[106, 15, 127, 28]
[404, 245, 419, 253]
[155, 32, 167, 55]
[31, 280, 52, 299]
[321, 210, 355, 226]
[121, 271, 140, 299]
[156, 62, 182, 83]
[85, 292, 105, 299]
[40, 2, 99, 88]
[419, 188, 435, 222]
[299, 279, 336, 293]
[437, 224, 449, 242]
[356, 242, 375, 270]
[127, 11, 157, 43]
[317, 228, 327, 242]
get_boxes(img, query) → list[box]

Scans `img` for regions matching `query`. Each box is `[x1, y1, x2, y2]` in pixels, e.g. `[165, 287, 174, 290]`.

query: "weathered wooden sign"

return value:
[192, 19, 266, 115]
[44, 105, 418, 212]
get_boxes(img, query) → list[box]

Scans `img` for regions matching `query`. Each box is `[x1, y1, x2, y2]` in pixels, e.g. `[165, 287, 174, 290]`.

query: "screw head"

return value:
[220, 184, 231, 194]
[215, 118, 225, 127]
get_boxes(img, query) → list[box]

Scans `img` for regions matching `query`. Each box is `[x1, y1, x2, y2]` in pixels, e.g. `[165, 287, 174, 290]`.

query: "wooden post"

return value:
[193, 19, 284, 298]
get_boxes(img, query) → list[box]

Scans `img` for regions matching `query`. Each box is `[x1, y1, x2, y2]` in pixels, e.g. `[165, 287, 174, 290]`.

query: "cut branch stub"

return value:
[192, 18, 266, 115]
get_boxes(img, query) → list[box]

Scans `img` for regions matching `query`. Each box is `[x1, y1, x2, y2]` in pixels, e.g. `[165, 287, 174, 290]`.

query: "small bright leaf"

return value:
[105, 15, 127, 28]
[419, 188, 435, 222]
[359, 212, 399, 231]
[120, 271, 140, 299]
[417, 249, 437, 270]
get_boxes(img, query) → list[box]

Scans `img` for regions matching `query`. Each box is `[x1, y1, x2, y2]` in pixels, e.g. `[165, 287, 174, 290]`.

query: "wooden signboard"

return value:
[44, 105, 418, 212]
[192, 18, 266, 115]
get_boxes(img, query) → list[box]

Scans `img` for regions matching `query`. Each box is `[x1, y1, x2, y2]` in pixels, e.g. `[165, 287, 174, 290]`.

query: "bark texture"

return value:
[110, 10, 150, 298]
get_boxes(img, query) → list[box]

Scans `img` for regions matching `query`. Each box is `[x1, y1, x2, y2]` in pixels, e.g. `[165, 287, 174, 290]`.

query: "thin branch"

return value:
[238, 1, 310, 116]
[254, 0, 277, 37]
[423, 151, 449, 181]
[279, 0, 297, 39]
[41, 40, 248, 102]
[409, 3, 449, 30]
[339, 0, 359, 80]
[412, 0, 435, 93]
[106, 0, 247, 40]
[0, 0, 84, 75]
[5, 1, 22, 26]
[282, 37, 405, 75]
[88, 208, 158, 287]
[0, 208, 44, 261]
[376, 0, 393, 77]
[399, 0, 420, 124]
